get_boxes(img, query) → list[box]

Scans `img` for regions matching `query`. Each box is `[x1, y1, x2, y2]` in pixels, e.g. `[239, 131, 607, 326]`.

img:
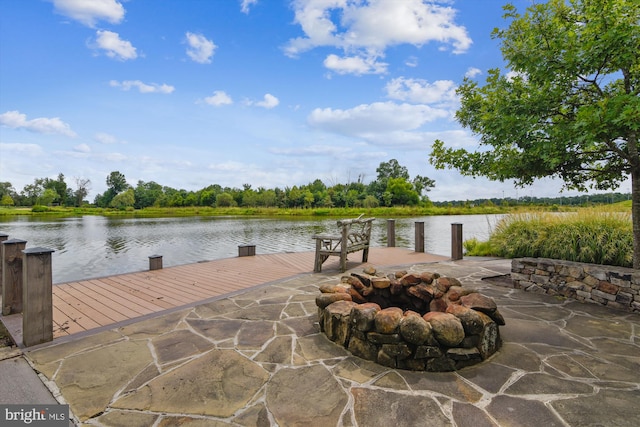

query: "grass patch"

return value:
[465, 209, 633, 267]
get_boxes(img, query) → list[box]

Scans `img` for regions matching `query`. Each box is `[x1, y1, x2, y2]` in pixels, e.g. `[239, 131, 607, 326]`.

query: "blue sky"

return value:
[0, 0, 629, 202]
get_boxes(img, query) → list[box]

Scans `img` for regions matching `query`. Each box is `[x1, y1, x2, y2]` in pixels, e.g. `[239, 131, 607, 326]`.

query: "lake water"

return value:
[0, 214, 505, 284]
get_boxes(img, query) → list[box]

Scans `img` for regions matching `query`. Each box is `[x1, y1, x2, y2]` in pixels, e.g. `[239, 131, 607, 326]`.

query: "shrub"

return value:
[471, 210, 633, 267]
[31, 205, 49, 213]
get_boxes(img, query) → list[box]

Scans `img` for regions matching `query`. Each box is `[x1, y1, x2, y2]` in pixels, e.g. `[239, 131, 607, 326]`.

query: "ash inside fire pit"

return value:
[315, 267, 505, 371]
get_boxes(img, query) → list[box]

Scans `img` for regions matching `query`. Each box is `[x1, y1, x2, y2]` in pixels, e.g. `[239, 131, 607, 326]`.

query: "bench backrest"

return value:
[337, 217, 374, 246]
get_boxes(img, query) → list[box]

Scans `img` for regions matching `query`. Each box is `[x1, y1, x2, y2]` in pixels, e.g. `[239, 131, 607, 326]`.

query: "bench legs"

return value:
[314, 239, 327, 272]
[313, 241, 370, 273]
[362, 247, 369, 263]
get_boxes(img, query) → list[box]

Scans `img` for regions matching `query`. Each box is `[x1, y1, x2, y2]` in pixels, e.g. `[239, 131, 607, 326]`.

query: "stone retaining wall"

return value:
[511, 258, 640, 312]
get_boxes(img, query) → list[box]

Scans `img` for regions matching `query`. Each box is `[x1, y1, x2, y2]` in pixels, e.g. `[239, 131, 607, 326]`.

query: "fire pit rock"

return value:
[316, 267, 504, 371]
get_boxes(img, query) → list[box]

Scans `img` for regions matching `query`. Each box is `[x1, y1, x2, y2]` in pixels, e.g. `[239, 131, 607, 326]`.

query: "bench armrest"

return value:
[312, 234, 341, 240]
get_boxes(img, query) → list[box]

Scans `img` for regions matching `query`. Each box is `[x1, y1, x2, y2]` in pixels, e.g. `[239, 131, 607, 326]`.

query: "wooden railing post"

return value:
[2, 238, 27, 315]
[0, 233, 8, 301]
[451, 223, 463, 260]
[414, 222, 425, 253]
[387, 219, 396, 247]
[22, 247, 55, 347]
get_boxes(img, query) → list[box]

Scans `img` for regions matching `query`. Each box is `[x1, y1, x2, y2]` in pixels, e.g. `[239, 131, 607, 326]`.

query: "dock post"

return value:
[149, 255, 163, 270]
[414, 222, 425, 253]
[451, 223, 463, 260]
[2, 238, 27, 315]
[238, 244, 256, 257]
[387, 219, 396, 247]
[0, 233, 8, 302]
[22, 247, 55, 347]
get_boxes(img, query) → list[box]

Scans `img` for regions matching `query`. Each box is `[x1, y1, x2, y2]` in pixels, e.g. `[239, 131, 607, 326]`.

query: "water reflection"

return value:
[0, 214, 503, 284]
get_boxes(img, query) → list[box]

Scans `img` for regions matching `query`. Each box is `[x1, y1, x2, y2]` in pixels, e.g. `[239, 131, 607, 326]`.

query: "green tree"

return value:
[43, 173, 68, 206]
[38, 188, 58, 206]
[362, 195, 379, 208]
[21, 178, 45, 206]
[377, 159, 410, 181]
[133, 180, 162, 208]
[95, 171, 130, 207]
[257, 189, 277, 207]
[386, 177, 420, 206]
[0, 182, 16, 203]
[412, 175, 435, 197]
[109, 188, 135, 209]
[1, 194, 14, 206]
[369, 159, 410, 202]
[215, 192, 236, 207]
[106, 171, 128, 194]
[430, 0, 640, 267]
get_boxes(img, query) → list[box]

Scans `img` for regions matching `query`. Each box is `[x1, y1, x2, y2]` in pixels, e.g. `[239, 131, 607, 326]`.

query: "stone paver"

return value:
[19, 258, 640, 426]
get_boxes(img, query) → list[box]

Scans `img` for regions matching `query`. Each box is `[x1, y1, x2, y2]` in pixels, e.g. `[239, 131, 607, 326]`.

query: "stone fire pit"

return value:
[316, 267, 505, 371]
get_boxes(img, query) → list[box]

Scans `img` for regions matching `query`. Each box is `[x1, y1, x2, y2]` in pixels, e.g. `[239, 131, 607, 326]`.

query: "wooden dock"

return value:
[1, 248, 448, 342]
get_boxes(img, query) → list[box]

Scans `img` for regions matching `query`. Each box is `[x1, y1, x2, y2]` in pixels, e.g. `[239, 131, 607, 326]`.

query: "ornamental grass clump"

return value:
[469, 210, 633, 268]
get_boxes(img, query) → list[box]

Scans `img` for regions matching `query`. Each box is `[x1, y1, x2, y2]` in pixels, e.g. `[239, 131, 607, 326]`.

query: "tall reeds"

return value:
[465, 210, 633, 267]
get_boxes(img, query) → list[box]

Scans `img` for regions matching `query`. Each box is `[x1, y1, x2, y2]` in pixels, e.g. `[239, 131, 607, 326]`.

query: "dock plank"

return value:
[31, 248, 447, 339]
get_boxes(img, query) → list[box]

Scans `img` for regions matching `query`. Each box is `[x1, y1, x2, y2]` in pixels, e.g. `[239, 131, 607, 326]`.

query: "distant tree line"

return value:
[0, 159, 436, 209]
[434, 193, 631, 208]
[0, 173, 91, 208]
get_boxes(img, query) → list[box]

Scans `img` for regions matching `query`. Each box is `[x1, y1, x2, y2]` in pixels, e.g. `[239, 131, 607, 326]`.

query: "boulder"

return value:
[316, 292, 352, 309]
[399, 314, 433, 345]
[371, 277, 391, 289]
[446, 304, 485, 335]
[374, 307, 403, 334]
[423, 312, 465, 347]
[323, 301, 356, 346]
[420, 271, 439, 284]
[400, 273, 422, 287]
[350, 303, 381, 332]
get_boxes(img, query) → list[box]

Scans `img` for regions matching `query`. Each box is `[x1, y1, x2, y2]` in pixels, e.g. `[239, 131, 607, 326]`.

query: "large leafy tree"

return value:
[369, 159, 432, 204]
[43, 173, 69, 206]
[106, 171, 128, 194]
[96, 171, 130, 207]
[430, 0, 640, 267]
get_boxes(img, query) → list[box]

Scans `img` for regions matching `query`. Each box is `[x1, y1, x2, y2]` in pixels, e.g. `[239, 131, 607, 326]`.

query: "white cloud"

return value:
[362, 129, 477, 150]
[240, 0, 258, 14]
[0, 110, 77, 137]
[247, 93, 279, 109]
[94, 132, 127, 144]
[269, 144, 352, 157]
[94, 30, 137, 60]
[405, 56, 418, 67]
[73, 143, 91, 153]
[109, 80, 175, 94]
[285, 0, 471, 75]
[308, 102, 449, 136]
[385, 77, 457, 104]
[324, 54, 387, 75]
[204, 91, 233, 106]
[99, 152, 127, 162]
[185, 32, 216, 64]
[0, 142, 45, 156]
[208, 161, 246, 172]
[52, 0, 125, 27]
[465, 67, 482, 78]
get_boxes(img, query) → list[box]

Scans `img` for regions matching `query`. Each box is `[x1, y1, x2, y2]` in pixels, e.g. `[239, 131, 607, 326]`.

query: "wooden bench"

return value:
[312, 216, 375, 272]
